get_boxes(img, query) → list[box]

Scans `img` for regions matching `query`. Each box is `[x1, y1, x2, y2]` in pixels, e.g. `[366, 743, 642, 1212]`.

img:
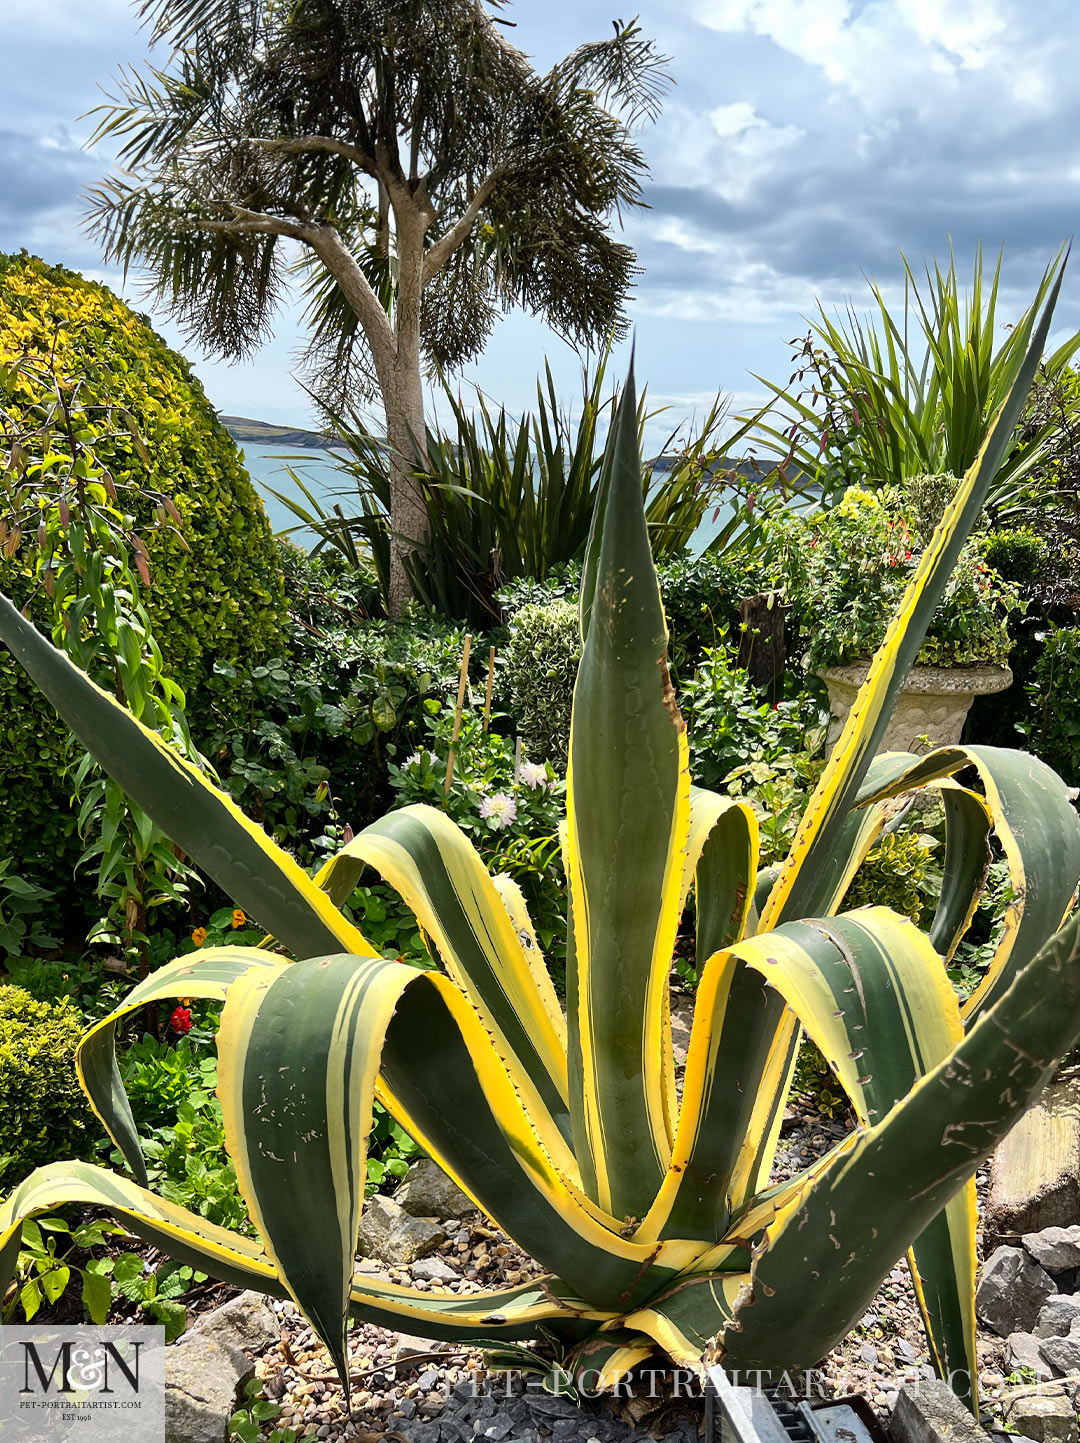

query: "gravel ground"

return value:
[238, 1093, 1008, 1443]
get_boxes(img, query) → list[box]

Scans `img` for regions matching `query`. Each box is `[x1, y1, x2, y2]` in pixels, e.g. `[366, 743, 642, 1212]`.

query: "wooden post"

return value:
[483, 646, 496, 734]
[737, 589, 787, 696]
[444, 634, 472, 795]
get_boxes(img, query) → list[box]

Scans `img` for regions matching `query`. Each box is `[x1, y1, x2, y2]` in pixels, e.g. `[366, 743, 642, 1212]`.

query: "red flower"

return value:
[170, 1006, 193, 1035]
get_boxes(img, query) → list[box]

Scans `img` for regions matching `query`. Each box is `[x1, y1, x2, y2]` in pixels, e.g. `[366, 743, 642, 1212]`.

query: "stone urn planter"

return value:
[819, 661, 1013, 755]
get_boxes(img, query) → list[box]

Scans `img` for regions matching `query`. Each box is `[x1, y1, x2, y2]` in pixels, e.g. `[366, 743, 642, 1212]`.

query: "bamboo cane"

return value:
[444, 634, 472, 794]
[483, 646, 496, 734]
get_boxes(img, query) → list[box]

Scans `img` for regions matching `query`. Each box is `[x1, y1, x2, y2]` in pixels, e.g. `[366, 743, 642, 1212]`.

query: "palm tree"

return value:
[87, 0, 670, 613]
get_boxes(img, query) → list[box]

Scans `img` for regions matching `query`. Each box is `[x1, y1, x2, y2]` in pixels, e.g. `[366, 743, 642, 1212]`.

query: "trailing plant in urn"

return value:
[3, 274, 1080, 1410]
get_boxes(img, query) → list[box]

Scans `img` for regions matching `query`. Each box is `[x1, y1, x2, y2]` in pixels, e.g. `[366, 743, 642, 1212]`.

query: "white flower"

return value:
[404, 751, 425, 768]
[479, 792, 518, 829]
[519, 761, 548, 790]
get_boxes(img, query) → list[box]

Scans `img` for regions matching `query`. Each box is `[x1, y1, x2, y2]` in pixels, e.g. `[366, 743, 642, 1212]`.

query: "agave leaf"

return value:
[720, 905, 1080, 1381]
[566, 366, 690, 1219]
[857, 744, 1080, 1016]
[0, 1162, 604, 1343]
[77, 947, 287, 1185]
[217, 953, 708, 1382]
[313, 805, 572, 1160]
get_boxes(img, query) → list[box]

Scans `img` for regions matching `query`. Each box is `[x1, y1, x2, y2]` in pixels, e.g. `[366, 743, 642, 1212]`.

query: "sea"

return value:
[239, 441, 767, 554]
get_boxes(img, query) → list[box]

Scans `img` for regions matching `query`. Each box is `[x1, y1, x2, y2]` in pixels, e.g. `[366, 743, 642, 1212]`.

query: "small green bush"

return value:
[193, 553, 475, 851]
[0, 986, 95, 1191]
[657, 552, 769, 673]
[766, 485, 1022, 670]
[682, 646, 827, 794]
[504, 601, 580, 765]
[981, 527, 1049, 584]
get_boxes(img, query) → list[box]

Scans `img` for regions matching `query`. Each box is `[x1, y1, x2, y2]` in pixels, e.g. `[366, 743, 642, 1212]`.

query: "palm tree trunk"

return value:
[384, 350, 430, 619]
[384, 199, 432, 619]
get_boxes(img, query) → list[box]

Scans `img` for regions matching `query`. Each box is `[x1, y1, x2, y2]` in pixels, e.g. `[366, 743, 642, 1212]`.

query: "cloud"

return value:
[627, 0, 1080, 346]
[0, 129, 96, 229]
[692, 0, 1017, 110]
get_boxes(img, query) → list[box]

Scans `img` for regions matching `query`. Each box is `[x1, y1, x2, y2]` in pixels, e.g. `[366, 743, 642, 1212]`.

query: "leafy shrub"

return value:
[682, 646, 827, 793]
[1022, 626, 1080, 786]
[843, 830, 941, 925]
[658, 551, 769, 674]
[981, 527, 1049, 583]
[0, 987, 95, 1190]
[194, 559, 474, 852]
[5, 1214, 122, 1325]
[503, 602, 579, 766]
[768, 486, 1021, 669]
[0, 862, 56, 960]
[0, 252, 288, 893]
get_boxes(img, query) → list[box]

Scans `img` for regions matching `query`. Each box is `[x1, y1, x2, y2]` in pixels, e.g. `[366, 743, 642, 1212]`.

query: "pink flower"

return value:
[479, 793, 517, 830]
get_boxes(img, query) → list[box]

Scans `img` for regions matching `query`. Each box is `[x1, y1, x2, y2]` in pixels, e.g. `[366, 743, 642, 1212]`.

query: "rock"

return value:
[1040, 1322, 1080, 1375]
[976, 1246, 1057, 1336]
[394, 1330, 440, 1360]
[987, 1075, 1080, 1243]
[1004, 1392, 1077, 1443]
[1036, 1294, 1080, 1338]
[1006, 1332, 1054, 1380]
[165, 1292, 278, 1443]
[525, 1391, 584, 1420]
[357, 1194, 448, 1265]
[888, 1379, 986, 1443]
[483, 1416, 516, 1441]
[411, 1255, 461, 1284]
[395, 1158, 476, 1220]
[189, 1290, 279, 1357]
[1025, 1227, 1080, 1273]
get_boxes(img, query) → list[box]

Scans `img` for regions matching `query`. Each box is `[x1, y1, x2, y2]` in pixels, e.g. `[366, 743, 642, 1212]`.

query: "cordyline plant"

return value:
[3, 278, 1080, 1410]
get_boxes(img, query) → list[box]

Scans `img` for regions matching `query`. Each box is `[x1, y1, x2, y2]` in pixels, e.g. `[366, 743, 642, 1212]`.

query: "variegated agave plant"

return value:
[3, 277, 1080, 1411]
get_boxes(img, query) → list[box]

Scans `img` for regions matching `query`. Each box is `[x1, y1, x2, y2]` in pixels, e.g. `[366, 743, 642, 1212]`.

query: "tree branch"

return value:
[305, 224, 398, 382]
[189, 205, 317, 241]
[422, 169, 502, 284]
[248, 134, 377, 175]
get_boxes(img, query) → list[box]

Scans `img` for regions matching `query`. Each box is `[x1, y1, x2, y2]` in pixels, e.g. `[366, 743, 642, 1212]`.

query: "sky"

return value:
[3, 0, 1080, 451]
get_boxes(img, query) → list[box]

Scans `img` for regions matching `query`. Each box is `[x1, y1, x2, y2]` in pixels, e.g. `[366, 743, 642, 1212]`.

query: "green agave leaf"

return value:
[565, 364, 690, 1219]
[313, 805, 572, 1161]
[720, 904, 1080, 1381]
[216, 953, 707, 1387]
[857, 744, 1080, 1017]
[0, 1162, 602, 1343]
[77, 947, 287, 1186]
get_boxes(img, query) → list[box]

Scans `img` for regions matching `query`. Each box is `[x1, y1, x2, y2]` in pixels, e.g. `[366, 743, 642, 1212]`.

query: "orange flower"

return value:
[191, 926, 208, 946]
[231, 909, 246, 929]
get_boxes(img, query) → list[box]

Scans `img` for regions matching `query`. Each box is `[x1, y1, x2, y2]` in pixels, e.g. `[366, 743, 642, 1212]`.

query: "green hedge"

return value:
[0, 986, 95, 1192]
[0, 253, 289, 895]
